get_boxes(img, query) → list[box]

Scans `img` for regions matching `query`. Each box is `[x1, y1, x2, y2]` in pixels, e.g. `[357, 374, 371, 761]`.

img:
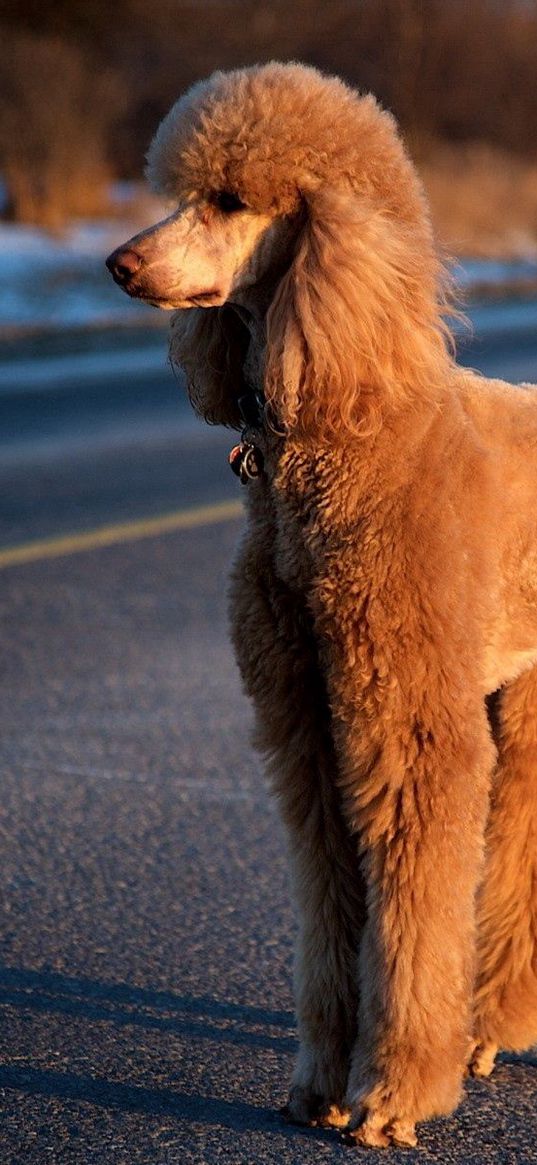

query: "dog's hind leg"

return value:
[229, 543, 365, 1127]
[471, 664, 537, 1076]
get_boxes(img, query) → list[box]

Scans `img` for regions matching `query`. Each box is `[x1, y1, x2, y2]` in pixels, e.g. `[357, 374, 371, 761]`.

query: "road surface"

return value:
[0, 314, 536, 1164]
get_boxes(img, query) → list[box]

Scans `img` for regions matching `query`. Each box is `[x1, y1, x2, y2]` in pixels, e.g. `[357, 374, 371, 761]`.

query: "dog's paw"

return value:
[281, 1089, 350, 1129]
[343, 1110, 417, 1149]
[316, 1102, 351, 1129]
[468, 1040, 498, 1078]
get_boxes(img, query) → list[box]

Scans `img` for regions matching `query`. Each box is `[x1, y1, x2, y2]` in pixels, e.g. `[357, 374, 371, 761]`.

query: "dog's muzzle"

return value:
[105, 247, 143, 291]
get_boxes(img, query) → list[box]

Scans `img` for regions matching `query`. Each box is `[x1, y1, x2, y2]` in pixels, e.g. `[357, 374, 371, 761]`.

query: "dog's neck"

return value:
[228, 300, 264, 332]
[228, 299, 268, 398]
[229, 269, 274, 337]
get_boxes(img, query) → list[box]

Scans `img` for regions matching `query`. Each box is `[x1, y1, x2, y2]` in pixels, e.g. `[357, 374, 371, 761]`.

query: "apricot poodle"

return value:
[106, 62, 537, 1149]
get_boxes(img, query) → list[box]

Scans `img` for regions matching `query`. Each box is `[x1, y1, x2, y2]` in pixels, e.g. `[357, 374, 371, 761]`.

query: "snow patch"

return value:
[0, 219, 162, 331]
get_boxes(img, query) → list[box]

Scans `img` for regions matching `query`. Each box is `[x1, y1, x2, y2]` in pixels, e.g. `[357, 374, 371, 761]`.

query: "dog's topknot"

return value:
[146, 61, 426, 223]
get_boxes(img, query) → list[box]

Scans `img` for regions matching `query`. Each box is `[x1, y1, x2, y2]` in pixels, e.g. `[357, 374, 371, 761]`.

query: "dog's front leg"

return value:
[229, 540, 365, 1127]
[313, 575, 496, 1148]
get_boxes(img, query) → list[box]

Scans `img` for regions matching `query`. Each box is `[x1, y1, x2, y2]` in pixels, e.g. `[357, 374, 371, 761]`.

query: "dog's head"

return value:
[107, 63, 451, 436]
[106, 62, 318, 312]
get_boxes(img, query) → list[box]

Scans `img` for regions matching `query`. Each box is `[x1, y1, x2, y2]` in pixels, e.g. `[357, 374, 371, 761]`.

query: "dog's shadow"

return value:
[0, 964, 323, 1140]
[0, 964, 296, 1052]
[0, 965, 534, 1147]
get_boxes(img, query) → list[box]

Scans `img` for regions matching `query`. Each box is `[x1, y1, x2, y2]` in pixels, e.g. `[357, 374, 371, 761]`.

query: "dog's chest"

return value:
[271, 496, 316, 592]
[262, 444, 349, 592]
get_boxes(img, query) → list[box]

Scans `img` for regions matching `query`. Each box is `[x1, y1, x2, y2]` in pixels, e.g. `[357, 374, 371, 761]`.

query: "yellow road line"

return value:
[0, 499, 243, 570]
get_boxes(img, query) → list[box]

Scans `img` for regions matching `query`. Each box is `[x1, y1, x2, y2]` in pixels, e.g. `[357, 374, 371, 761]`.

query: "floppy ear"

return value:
[169, 305, 249, 428]
[265, 187, 451, 440]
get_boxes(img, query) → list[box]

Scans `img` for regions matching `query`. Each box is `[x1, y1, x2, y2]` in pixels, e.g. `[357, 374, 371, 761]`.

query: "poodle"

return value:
[106, 62, 537, 1149]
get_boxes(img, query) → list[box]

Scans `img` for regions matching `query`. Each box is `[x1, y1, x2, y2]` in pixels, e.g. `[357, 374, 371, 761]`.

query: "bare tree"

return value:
[0, 31, 126, 228]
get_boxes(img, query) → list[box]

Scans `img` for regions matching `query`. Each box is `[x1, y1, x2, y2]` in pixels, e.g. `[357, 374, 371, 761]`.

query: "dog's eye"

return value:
[212, 191, 247, 213]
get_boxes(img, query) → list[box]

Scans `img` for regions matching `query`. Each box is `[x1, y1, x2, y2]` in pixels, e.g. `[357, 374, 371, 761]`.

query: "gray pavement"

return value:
[0, 317, 536, 1163]
[2, 521, 536, 1164]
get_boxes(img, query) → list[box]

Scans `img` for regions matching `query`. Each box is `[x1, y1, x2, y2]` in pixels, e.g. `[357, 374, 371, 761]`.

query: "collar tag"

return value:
[229, 440, 264, 484]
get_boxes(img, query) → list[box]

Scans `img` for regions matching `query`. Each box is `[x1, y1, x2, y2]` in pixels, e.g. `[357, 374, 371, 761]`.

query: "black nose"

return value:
[105, 247, 143, 284]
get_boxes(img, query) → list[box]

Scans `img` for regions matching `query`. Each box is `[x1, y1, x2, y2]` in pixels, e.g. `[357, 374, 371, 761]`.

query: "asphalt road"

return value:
[0, 317, 536, 1164]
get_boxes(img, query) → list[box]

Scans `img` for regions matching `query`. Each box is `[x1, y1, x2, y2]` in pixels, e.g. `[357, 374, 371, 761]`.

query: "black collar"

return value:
[237, 389, 265, 431]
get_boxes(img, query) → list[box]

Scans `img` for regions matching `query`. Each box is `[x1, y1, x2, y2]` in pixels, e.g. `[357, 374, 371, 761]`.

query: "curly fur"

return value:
[111, 61, 537, 1149]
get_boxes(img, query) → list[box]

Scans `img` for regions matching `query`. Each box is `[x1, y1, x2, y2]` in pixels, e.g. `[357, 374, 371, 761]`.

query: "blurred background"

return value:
[3, 0, 537, 250]
[3, 0, 537, 239]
